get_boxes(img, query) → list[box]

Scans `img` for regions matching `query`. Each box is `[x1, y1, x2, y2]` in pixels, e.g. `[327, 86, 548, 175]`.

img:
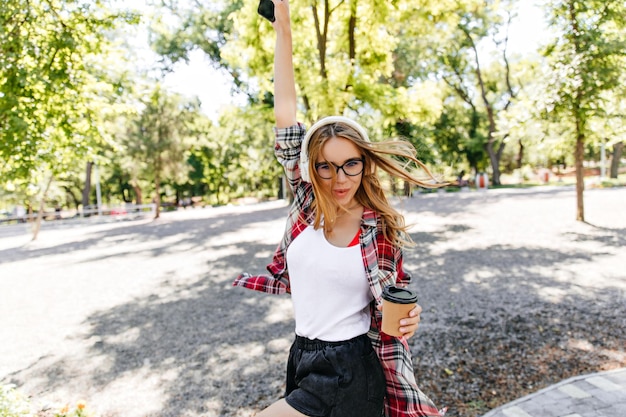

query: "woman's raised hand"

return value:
[271, 0, 291, 32]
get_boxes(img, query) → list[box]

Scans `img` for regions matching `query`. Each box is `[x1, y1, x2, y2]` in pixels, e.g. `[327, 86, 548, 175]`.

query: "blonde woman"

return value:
[234, 1, 446, 416]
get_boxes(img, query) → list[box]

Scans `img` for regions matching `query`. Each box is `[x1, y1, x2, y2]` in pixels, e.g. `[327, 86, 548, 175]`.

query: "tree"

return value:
[151, 0, 450, 197]
[418, 0, 521, 185]
[0, 0, 138, 238]
[541, 0, 626, 221]
[149, 0, 625, 199]
[124, 85, 205, 218]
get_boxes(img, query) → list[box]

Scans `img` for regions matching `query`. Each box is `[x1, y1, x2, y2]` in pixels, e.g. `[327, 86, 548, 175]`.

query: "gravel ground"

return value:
[1, 186, 624, 417]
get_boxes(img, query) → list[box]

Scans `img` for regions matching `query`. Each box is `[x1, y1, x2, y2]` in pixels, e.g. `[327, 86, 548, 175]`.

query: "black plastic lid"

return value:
[382, 286, 418, 304]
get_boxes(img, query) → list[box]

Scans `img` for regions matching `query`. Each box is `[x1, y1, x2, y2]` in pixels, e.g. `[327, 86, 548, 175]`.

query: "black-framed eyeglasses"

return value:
[314, 158, 365, 179]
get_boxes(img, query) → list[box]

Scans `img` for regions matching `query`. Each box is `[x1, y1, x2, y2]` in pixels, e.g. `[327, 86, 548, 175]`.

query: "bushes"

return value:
[0, 385, 31, 417]
[0, 385, 91, 417]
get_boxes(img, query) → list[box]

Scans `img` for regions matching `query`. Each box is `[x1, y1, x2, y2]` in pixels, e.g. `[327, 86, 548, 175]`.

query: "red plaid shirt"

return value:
[233, 123, 444, 417]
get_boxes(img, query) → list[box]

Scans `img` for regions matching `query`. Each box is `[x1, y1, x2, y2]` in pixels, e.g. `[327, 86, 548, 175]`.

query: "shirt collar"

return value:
[361, 207, 378, 228]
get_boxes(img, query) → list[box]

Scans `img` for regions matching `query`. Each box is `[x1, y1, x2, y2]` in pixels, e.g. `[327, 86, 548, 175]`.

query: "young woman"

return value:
[234, 1, 446, 416]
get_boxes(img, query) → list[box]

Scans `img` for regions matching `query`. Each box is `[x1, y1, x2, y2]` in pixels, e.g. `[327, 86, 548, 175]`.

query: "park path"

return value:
[481, 367, 626, 417]
[1, 186, 624, 417]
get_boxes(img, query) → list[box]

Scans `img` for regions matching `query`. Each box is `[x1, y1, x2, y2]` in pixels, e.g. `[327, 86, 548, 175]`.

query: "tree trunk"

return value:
[154, 172, 161, 219]
[610, 141, 623, 178]
[516, 139, 524, 169]
[348, 0, 356, 63]
[62, 186, 81, 210]
[470, 36, 502, 185]
[403, 180, 411, 197]
[132, 183, 143, 204]
[486, 137, 506, 186]
[311, 0, 331, 79]
[575, 134, 585, 222]
[32, 175, 54, 241]
[82, 161, 93, 208]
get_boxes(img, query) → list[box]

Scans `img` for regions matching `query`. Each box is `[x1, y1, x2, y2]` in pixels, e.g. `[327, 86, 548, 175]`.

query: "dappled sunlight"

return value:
[103, 326, 142, 346]
[89, 367, 170, 417]
[267, 337, 293, 354]
[533, 285, 568, 303]
[0, 203, 289, 268]
[2, 190, 623, 417]
[463, 269, 497, 285]
[264, 298, 293, 324]
[241, 297, 294, 325]
[529, 259, 626, 291]
[227, 341, 266, 361]
[567, 338, 626, 364]
[568, 338, 595, 352]
[563, 228, 626, 249]
[204, 245, 246, 262]
[100, 232, 145, 244]
[205, 218, 285, 247]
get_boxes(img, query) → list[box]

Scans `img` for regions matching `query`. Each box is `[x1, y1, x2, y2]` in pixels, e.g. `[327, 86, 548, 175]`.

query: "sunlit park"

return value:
[1, 0, 625, 416]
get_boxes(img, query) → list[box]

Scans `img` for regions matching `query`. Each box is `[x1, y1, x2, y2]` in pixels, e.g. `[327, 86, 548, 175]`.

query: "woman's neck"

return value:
[336, 203, 363, 220]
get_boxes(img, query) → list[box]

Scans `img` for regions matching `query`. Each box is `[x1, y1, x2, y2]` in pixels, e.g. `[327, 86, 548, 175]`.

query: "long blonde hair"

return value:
[305, 120, 443, 247]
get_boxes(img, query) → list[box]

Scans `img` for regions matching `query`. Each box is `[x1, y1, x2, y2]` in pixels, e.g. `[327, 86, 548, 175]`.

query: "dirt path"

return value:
[1, 187, 624, 417]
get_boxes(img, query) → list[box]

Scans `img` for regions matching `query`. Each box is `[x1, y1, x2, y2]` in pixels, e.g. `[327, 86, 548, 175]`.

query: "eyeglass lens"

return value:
[315, 158, 364, 179]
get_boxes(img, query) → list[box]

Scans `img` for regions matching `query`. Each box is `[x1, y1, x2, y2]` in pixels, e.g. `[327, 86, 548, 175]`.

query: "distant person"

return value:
[234, 1, 446, 416]
[457, 170, 468, 187]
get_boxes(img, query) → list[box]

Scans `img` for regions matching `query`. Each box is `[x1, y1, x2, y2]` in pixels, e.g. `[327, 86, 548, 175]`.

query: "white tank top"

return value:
[286, 225, 372, 341]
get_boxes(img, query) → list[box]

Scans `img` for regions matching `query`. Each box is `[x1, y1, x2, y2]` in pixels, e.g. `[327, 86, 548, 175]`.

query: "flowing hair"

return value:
[305, 120, 443, 247]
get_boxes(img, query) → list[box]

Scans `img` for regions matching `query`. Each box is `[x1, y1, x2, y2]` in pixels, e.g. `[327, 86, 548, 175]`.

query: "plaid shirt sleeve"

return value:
[274, 123, 307, 194]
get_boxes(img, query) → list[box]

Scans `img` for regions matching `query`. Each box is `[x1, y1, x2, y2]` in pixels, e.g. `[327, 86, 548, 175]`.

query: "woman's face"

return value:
[315, 136, 363, 207]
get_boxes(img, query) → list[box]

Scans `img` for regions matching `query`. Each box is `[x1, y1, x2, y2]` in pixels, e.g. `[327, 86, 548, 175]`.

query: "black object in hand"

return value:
[258, 0, 275, 22]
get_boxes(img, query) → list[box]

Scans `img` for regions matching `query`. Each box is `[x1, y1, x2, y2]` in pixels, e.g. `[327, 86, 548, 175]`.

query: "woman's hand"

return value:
[399, 303, 422, 339]
[376, 302, 423, 339]
[271, 0, 290, 32]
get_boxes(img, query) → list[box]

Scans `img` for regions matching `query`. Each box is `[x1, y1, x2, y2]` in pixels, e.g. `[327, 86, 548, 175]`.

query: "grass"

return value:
[0, 384, 92, 417]
[415, 172, 626, 194]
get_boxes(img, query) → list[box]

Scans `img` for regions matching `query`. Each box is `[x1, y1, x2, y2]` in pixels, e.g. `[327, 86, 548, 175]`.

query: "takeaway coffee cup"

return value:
[381, 286, 418, 337]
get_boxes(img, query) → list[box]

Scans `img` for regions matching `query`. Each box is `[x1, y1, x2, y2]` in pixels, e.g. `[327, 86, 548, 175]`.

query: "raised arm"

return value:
[272, 0, 297, 128]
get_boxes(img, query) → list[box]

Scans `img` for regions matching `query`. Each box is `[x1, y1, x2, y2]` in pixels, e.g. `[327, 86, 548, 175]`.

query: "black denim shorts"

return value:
[284, 333, 385, 417]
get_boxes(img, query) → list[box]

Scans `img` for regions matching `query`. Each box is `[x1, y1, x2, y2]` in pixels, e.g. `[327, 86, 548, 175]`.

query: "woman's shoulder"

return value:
[361, 207, 380, 227]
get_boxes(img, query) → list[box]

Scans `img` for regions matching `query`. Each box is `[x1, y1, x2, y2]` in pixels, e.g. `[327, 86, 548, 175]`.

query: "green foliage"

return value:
[151, 0, 246, 86]
[0, 0, 138, 183]
[191, 104, 280, 205]
[539, 0, 626, 219]
[0, 0, 140, 234]
[145, 0, 625, 193]
[542, 0, 626, 122]
[120, 84, 208, 212]
[1, 0, 624, 215]
[0, 384, 31, 417]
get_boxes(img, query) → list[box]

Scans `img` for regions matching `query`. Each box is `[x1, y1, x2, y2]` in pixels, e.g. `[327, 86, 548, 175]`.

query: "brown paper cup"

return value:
[381, 286, 418, 337]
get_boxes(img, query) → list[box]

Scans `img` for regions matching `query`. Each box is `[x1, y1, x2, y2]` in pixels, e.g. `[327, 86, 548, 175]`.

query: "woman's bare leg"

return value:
[255, 399, 308, 417]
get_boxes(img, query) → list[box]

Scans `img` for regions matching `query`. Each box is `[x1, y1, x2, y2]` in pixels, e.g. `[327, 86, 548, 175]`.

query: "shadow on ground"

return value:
[404, 226, 625, 416]
[0, 205, 289, 265]
[3, 191, 625, 417]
